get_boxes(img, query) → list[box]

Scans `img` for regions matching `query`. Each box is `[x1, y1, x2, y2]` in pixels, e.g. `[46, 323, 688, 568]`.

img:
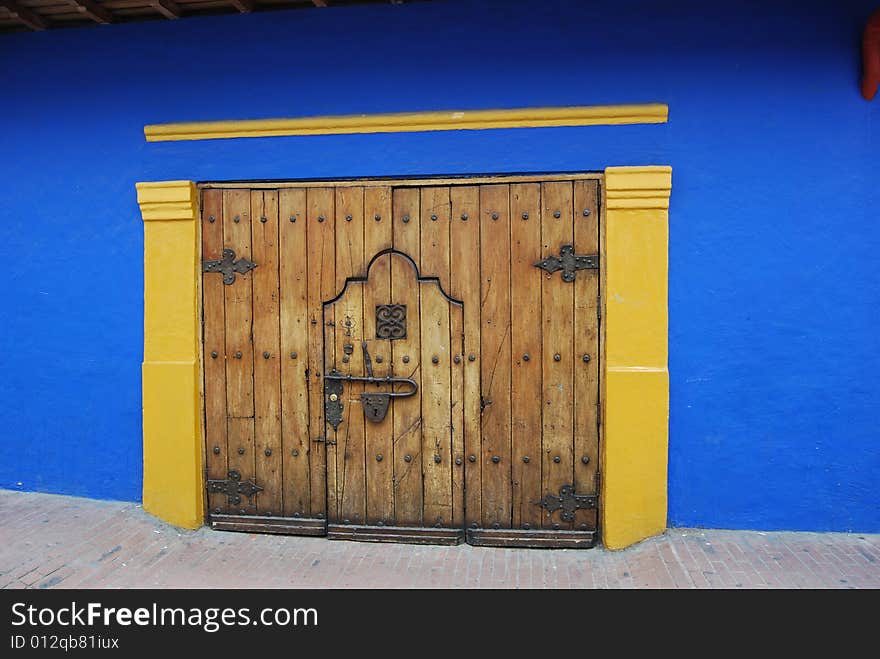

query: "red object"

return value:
[863, 9, 880, 100]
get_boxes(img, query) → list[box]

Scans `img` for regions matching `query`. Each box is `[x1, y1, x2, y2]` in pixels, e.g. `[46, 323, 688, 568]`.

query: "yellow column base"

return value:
[142, 361, 203, 528]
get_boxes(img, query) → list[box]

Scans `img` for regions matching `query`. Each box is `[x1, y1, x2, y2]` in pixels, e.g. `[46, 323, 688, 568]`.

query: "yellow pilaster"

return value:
[602, 166, 672, 549]
[136, 181, 204, 529]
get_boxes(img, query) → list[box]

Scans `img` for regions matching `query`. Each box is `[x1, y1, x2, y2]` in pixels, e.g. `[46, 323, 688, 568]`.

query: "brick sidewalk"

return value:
[1, 490, 877, 589]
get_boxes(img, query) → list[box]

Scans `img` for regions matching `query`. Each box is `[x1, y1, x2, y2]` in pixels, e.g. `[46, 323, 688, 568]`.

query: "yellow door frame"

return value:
[135, 166, 671, 550]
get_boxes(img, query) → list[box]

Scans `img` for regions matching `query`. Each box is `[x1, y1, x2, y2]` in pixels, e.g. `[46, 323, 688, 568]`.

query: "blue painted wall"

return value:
[1, 0, 877, 532]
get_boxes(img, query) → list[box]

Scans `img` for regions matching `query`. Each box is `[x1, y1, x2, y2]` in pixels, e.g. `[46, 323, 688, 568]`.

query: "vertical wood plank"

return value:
[306, 188, 335, 520]
[363, 187, 393, 259]
[419, 284, 453, 527]
[540, 181, 575, 529]
[393, 188, 421, 267]
[362, 187, 394, 524]
[449, 302, 466, 528]
[252, 191, 283, 515]
[478, 184, 512, 528]
[509, 183, 543, 529]
[449, 186, 481, 528]
[391, 188, 423, 525]
[201, 189, 228, 516]
[333, 187, 366, 525]
[419, 187, 451, 280]
[223, 189, 257, 514]
[418, 187, 454, 527]
[336, 187, 366, 284]
[279, 189, 311, 517]
[573, 179, 600, 531]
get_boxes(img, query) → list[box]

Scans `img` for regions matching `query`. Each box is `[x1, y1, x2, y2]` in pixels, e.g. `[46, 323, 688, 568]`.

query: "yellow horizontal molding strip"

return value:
[144, 103, 668, 142]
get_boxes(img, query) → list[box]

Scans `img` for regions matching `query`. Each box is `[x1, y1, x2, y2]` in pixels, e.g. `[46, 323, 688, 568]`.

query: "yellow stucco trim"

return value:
[601, 165, 672, 549]
[144, 104, 668, 142]
[136, 180, 204, 529]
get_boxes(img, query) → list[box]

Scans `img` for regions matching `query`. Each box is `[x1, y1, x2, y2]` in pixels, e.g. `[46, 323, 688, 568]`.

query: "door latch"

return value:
[324, 341, 418, 426]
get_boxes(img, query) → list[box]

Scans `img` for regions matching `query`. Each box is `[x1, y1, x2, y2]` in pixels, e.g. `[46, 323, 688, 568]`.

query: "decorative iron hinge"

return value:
[537, 484, 598, 522]
[534, 245, 598, 282]
[206, 470, 262, 505]
[202, 248, 257, 285]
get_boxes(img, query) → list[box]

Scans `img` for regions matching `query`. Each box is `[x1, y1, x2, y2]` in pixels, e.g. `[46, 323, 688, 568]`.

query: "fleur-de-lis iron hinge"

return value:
[206, 470, 263, 505]
[537, 484, 598, 521]
[202, 248, 258, 284]
[534, 245, 598, 282]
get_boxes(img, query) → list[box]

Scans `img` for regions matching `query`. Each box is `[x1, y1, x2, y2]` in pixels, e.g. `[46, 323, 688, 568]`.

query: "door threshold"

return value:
[210, 514, 326, 536]
[327, 524, 465, 546]
[467, 527, 597, 548]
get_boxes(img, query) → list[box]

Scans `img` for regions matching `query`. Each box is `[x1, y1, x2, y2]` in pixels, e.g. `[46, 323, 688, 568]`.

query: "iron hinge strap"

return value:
[202, 248, 257, 285]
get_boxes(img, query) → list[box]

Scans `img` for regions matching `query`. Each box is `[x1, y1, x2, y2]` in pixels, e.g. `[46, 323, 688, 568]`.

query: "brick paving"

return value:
[1, 490, 878, 589]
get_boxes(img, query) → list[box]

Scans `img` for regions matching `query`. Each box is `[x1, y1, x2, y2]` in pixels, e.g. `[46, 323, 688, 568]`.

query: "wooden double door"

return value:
[201, 175, 601, 547]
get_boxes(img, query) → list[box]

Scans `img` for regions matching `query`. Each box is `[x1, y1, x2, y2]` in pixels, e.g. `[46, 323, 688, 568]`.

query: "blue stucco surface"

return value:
[1, 0, 877, 531]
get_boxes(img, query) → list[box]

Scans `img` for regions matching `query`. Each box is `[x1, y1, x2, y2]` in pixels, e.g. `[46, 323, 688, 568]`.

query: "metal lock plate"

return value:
[324, 371, 344, 430]
[361, 393, 391, 422]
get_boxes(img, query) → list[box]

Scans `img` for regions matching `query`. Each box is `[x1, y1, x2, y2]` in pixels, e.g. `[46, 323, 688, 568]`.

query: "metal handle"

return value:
[323, 372, 418, 398]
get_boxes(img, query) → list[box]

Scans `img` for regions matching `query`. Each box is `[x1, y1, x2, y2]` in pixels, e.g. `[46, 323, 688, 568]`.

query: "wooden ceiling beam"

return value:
[67, 0, 114, 24]
[312, 1, 327, 6]
[229, 0, 255, 13]
[0, 0, 48, 30]
[150, 0, 181, 19]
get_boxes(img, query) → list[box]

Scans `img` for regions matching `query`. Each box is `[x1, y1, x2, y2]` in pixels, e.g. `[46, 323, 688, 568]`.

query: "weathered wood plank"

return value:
[251, 190, 282, 516]
[419, 186, 451, 283]
[306, 187, 335, 519]
[478, 184, 512, 528]
[509, 183, 543, 529]
[418, 186, 454, 526]
[222, 189, 256, 514]
[278, 189, 311, 517]
[540, 181, 575, 530]
[391, 189, 422, 525]
[449, 186, 481, 528]
[202, 173, 602, 191]
[419, 284, 453, 527]
[449, 301, 466, 528]
[572, 179, 600, 531]
[333, 186, 366, 525]
[362, 187, 394, 524]
[201, 189, 228, 516]
[335, 186, 366, 286]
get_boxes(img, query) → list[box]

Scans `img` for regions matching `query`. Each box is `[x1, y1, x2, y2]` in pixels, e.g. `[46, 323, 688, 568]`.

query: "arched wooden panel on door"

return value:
[322, 250, 465, 544]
